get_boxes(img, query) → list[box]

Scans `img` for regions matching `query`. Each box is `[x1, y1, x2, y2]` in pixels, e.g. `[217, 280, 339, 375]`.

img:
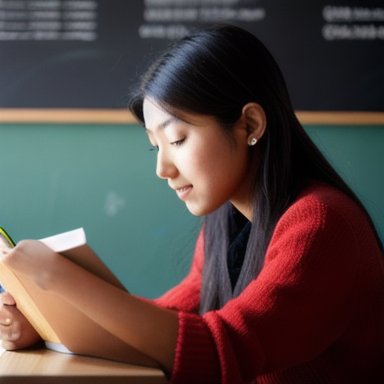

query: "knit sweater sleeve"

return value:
[167, 187, 366, 384]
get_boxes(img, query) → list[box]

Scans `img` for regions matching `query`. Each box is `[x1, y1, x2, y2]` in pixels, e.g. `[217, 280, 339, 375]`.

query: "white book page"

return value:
[39, 228, 86, 252]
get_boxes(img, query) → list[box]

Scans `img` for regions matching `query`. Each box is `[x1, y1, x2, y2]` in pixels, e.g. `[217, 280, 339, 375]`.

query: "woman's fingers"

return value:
[0, 321, 21, 340]
[0, 292, 41, 350]
[0, 292, 17, 331]
[0, 305, 22, 350]
[0, 291, 16, 306]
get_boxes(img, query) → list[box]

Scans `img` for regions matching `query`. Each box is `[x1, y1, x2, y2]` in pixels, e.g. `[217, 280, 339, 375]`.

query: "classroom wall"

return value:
[0, 123, 383, 299]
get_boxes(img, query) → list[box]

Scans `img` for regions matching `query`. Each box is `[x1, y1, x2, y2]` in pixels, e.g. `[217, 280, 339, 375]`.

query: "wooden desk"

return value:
[0, 347, 168, 384]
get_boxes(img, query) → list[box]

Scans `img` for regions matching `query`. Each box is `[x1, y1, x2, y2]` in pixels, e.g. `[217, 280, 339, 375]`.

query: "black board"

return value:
[0, 0, 383, 111]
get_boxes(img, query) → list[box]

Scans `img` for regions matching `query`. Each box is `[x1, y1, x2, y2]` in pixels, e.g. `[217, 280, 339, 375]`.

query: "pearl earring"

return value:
[248, 137, 257, 146]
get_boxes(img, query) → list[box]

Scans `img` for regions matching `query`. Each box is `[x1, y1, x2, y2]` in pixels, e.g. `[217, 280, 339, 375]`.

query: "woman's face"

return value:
[143, 98, 255, 219]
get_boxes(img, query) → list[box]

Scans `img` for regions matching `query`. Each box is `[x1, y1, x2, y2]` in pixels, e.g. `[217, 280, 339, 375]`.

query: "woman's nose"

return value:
[156, 149, 178, 180]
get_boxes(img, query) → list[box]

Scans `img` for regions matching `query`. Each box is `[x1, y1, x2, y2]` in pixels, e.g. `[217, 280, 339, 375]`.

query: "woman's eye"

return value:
[171, 138, 185, 146]
[149, 145, 159, 151]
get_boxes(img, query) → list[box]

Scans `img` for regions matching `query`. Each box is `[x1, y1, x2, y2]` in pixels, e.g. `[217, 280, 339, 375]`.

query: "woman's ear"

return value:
[242, 103, 266, 144]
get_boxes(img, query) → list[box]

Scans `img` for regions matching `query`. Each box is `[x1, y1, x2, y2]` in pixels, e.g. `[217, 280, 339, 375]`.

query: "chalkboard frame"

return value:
[0, 109, 384, 125]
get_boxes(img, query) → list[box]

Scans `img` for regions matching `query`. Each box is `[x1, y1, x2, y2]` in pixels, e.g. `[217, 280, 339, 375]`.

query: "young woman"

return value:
[1, 24, 384, 383]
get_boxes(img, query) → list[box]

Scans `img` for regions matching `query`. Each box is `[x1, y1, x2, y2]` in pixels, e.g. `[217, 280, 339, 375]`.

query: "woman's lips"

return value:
[176, 185, 193, 200]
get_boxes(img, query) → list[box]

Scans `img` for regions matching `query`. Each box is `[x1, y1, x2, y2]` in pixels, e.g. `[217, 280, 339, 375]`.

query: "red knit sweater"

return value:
[155, 183, 384, 383]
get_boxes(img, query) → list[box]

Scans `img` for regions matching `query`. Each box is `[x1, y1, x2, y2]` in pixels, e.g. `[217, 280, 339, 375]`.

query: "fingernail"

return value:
[4, 318, 12, 325]
[8, 331, 21, 340]
[2, 300, 15, 306]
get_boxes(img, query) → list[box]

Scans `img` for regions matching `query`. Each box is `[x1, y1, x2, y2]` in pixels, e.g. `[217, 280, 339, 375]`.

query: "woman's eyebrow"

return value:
[145, 116, 180, 133]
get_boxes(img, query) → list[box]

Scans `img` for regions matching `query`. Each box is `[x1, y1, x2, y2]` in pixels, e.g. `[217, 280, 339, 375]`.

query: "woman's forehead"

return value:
[143, 98, 175, 131]
[143, 98, 217, 132]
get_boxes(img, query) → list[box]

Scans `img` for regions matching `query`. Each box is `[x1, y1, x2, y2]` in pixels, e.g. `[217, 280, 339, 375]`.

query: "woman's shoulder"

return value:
[294, 181, 363, 218]
[278, 181, 375, 244]
[266, 181, 382, 272]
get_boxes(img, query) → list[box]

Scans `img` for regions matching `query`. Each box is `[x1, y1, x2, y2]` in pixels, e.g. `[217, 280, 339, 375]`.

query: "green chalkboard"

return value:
[0, 123, 383, 298]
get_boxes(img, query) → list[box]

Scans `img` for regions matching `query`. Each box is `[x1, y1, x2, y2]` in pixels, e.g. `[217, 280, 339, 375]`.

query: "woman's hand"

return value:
[0, 292, 42, 350]
[2, 240, 60, 290]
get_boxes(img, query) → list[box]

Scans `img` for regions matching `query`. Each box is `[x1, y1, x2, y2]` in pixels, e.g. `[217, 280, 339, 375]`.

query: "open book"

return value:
[0, 227, 158, 367]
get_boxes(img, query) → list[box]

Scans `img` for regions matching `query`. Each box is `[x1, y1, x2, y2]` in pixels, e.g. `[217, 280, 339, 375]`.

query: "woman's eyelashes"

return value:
[170, 138, 185, 146]
[149, 138, 185, 151]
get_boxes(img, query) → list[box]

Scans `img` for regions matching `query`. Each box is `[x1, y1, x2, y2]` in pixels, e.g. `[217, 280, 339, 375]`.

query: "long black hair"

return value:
[129, 24, 382, 314]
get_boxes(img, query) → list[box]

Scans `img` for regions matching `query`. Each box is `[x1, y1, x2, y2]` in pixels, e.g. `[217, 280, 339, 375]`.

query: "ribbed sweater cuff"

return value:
[170, 311, 221, 384]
